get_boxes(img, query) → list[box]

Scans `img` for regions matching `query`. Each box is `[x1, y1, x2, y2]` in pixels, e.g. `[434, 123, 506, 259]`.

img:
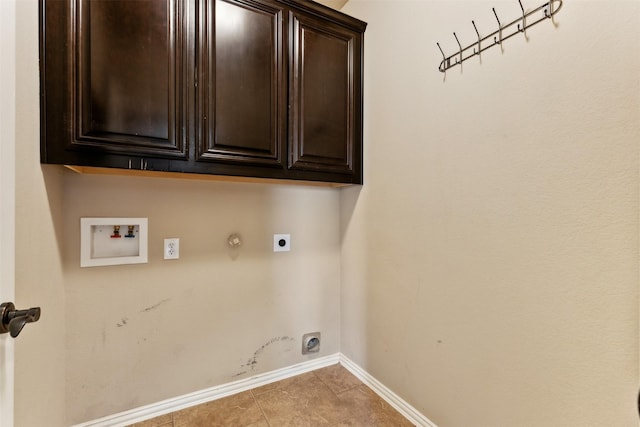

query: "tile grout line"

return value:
[250, 389, 272, 426]
[313, 366, 365, 427]
[310, 370, 343, 427]
[313, 365, 363, 398]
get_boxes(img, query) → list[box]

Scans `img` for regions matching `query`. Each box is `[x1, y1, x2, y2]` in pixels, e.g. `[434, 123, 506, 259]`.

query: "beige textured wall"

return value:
[340, 1, 639, 426]
[62, 175, 341, 423]
[14, 0, 67, 426]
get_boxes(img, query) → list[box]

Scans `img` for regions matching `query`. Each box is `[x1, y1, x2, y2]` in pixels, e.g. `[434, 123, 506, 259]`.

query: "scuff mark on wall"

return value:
[241, 336, 295, 372]
[140, 298, 170, 313]
[116, 318, 128, 327]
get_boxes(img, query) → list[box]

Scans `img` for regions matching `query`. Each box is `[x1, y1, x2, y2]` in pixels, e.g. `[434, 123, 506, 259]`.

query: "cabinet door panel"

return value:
[82, 1, 169, 141]
[198, 0, 285, 167]
[75, 0, 187, 157]
[40, 0, 189, 162]
[289, 12, 360, 177]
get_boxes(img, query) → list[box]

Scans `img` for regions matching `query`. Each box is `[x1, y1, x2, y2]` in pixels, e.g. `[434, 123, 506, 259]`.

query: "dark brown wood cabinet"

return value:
[40, 0, 366, 185]
[197, 0, 286, 168]
[41, 0, 192, 171]
[289, 9, 361, 178]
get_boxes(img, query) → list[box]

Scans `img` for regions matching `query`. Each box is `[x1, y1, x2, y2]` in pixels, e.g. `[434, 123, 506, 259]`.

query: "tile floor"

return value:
[128, 364, 415, 427]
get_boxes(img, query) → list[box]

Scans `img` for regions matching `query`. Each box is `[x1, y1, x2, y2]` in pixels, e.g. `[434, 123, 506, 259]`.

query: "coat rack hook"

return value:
[437, 42, 448, 71]
[492, 8, 502, 45]
[472, 20, 481, 55]
[517, 0, 527, 33]
[437, 42, 446, 60]
[453, 32, 463, 64]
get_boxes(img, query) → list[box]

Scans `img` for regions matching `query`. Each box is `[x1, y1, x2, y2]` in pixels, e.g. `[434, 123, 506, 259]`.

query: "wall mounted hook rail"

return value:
[437, 0, 562, 72]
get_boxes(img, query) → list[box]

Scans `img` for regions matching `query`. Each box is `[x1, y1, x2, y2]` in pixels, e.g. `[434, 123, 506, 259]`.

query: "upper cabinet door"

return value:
[197, 0, 286, 168]
[41, 0, 191, 165]
[288, 10, 363, 182]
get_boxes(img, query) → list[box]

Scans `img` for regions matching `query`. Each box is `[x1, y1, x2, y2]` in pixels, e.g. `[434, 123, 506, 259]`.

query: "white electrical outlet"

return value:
[273, 234, 290, 252]
[164, 238, 180, 260]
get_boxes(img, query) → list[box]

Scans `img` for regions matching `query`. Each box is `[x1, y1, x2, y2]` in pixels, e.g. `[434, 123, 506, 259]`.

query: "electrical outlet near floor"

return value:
[164, 238, 179, 260]
[302, 332, 321, 354]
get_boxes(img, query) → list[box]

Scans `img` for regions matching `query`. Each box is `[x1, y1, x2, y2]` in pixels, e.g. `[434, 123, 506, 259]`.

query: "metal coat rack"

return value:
[437, 0, 562, 72]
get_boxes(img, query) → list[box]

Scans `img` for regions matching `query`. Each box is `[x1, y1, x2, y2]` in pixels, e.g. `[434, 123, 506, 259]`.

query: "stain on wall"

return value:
[241, 336, 296, 372]
[141, 299, 171, 313]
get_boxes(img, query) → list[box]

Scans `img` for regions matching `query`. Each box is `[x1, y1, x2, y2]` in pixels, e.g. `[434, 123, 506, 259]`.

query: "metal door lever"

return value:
[0, 302, 41, 338]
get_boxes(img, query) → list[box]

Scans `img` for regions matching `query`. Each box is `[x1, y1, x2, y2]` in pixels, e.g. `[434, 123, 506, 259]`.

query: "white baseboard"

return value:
[73, 352, 436, 427]
[339, 354, 438, 427]
[73, 353, 340, 427]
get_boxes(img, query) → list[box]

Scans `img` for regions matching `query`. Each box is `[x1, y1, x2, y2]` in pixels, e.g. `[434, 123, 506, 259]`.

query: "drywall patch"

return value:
[241, 336, 295, 372]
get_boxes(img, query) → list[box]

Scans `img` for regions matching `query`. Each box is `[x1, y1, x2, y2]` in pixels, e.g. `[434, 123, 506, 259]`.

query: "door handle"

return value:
[0, 302, 41, 338]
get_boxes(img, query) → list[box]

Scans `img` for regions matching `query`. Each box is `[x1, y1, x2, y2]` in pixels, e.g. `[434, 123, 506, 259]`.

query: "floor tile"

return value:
[335, 385, 415, 426]
[127, 413, 172, 427]
[173, 391, 267, 427]
[254, 373, 352, 426]
[251, 371, 317, 396]
[125, 365, 414, 427]
[313, 364, 363, 394]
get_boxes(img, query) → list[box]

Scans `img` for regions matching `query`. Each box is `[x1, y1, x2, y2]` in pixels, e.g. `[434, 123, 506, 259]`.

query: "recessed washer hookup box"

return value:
[80, 217, 148, 267]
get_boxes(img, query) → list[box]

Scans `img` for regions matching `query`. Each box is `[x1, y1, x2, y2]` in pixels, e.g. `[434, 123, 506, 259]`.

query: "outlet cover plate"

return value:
[274, 234, 291, 252]
[164, 238, 180, 260]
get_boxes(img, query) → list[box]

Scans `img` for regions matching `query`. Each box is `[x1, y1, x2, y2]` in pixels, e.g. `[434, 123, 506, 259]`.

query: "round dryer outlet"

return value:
[302, 332, 321, 354]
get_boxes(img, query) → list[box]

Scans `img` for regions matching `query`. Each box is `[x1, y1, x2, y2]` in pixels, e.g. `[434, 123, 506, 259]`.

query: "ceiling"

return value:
[315, 0, 348, 10]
